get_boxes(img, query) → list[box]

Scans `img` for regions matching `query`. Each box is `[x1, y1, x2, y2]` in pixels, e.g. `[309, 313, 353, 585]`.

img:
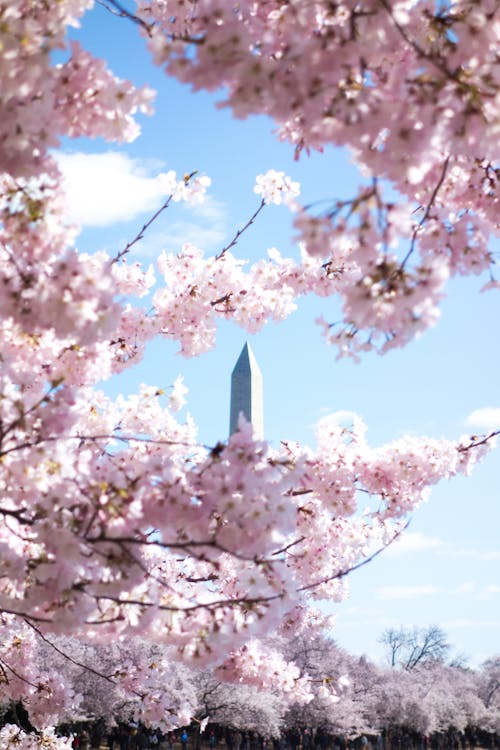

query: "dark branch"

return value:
[215, 200, 266, 260]
[97, 0, 154, 36]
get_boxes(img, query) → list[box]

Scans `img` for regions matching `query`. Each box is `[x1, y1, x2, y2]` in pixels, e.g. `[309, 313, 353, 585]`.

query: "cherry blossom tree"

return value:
[35, 636, 198, 731]
[0, 0, 498, 743]
[375, 661, 487, 739]
[478, 657, 500, 710]
[477, 657, 500, 734]
[133, 0, 500, 358]
[413, 663, 484, 735]
[193, 670, 285, 736]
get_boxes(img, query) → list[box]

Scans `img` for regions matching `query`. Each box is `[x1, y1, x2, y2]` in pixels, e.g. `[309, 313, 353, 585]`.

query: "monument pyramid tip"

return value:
[232, 341, 261, 376]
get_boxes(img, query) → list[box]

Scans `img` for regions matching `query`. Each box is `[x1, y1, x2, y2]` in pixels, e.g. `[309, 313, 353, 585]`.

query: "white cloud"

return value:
[456, 582, 475, 593]
[375, 584, 439, 600]
[329, 410, 360, 424]
[385, 531, 445, 556]
[55, 151, 229, 257]
[56, 151, 177, 227]
[465, 407, 500, 431]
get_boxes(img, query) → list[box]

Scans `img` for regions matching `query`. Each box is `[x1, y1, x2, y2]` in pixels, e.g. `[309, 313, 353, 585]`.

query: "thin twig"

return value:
[378, 0, 457, 81]
[111, 171, 200, 264]
[0, 657, 41, 691]
[24, 621, 148, 699]
[298, 523, 409, 592]
[0, 432, 202, 459]
[111, 195, 174, 265]
[400, 155, 450, 268]
[97, 0, 154, 36]
[272, 536, 306, 556]
[215, 200, 266, 260]
[24, 621, 116, 684]
[458, 430, 500, 452]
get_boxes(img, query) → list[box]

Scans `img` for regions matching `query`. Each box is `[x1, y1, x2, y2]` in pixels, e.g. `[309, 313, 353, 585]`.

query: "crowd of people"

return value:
[57, 721, 499, 750]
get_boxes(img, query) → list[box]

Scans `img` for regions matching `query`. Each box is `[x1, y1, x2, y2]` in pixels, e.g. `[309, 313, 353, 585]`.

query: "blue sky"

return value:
[58, 3, 500, 667]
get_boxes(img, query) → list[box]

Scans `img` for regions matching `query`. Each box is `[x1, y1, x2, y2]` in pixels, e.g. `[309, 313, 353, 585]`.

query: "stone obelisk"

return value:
[229, 342, 264, 439]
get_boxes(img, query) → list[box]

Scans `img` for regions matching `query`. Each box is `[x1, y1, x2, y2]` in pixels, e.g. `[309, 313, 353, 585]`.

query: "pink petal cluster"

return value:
[0, 725, 72, 750]
[137, 0, 500, 356]
[0, 0, 496, 734]
[254, 170, 300, 206]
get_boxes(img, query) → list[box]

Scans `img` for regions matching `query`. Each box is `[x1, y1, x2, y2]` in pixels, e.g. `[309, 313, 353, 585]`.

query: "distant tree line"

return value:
[1, 626, 498, 749]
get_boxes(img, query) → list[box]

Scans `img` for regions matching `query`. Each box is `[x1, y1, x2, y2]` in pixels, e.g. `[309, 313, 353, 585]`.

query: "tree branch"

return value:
[215, 200, 266, 260]
[400, 155, 450, 268]
[97, 0, 154, 36]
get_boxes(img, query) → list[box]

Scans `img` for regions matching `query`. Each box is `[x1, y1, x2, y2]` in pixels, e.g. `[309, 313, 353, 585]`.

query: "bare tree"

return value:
[379, 625, 451, 671]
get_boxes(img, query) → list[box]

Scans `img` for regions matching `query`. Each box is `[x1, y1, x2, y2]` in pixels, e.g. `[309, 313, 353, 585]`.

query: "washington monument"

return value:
[229, 342, 264, 439]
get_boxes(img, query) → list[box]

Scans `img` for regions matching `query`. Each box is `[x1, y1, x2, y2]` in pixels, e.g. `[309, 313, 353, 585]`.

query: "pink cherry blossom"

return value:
[254, 170, 300, 206]
[0, 0, 497, 736]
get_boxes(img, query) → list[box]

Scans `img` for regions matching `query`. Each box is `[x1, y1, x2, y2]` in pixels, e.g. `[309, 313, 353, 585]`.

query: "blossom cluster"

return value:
[0, 0, 497, 736]
[137, 0, 500, 356]
[254, 170, 300, 206]
[0, 726, 72, 750]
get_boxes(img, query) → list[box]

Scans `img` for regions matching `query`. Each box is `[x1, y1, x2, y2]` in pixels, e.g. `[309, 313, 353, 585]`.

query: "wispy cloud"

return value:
[455, 582, 475, 593]
[451, 546, 500, 561]
[480, 584, 500, 598]
[385, 531, 445, 556]
[375, 585, 439, 600]
[444, 617, 500, 629]
[453, 583, 499, 599]
[339, 605, 386, 617]
[481, 551, 500, 560]
[138, 197, 228, 257]
[135, 221, 227, 258]
[465, 407, 500, 431]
